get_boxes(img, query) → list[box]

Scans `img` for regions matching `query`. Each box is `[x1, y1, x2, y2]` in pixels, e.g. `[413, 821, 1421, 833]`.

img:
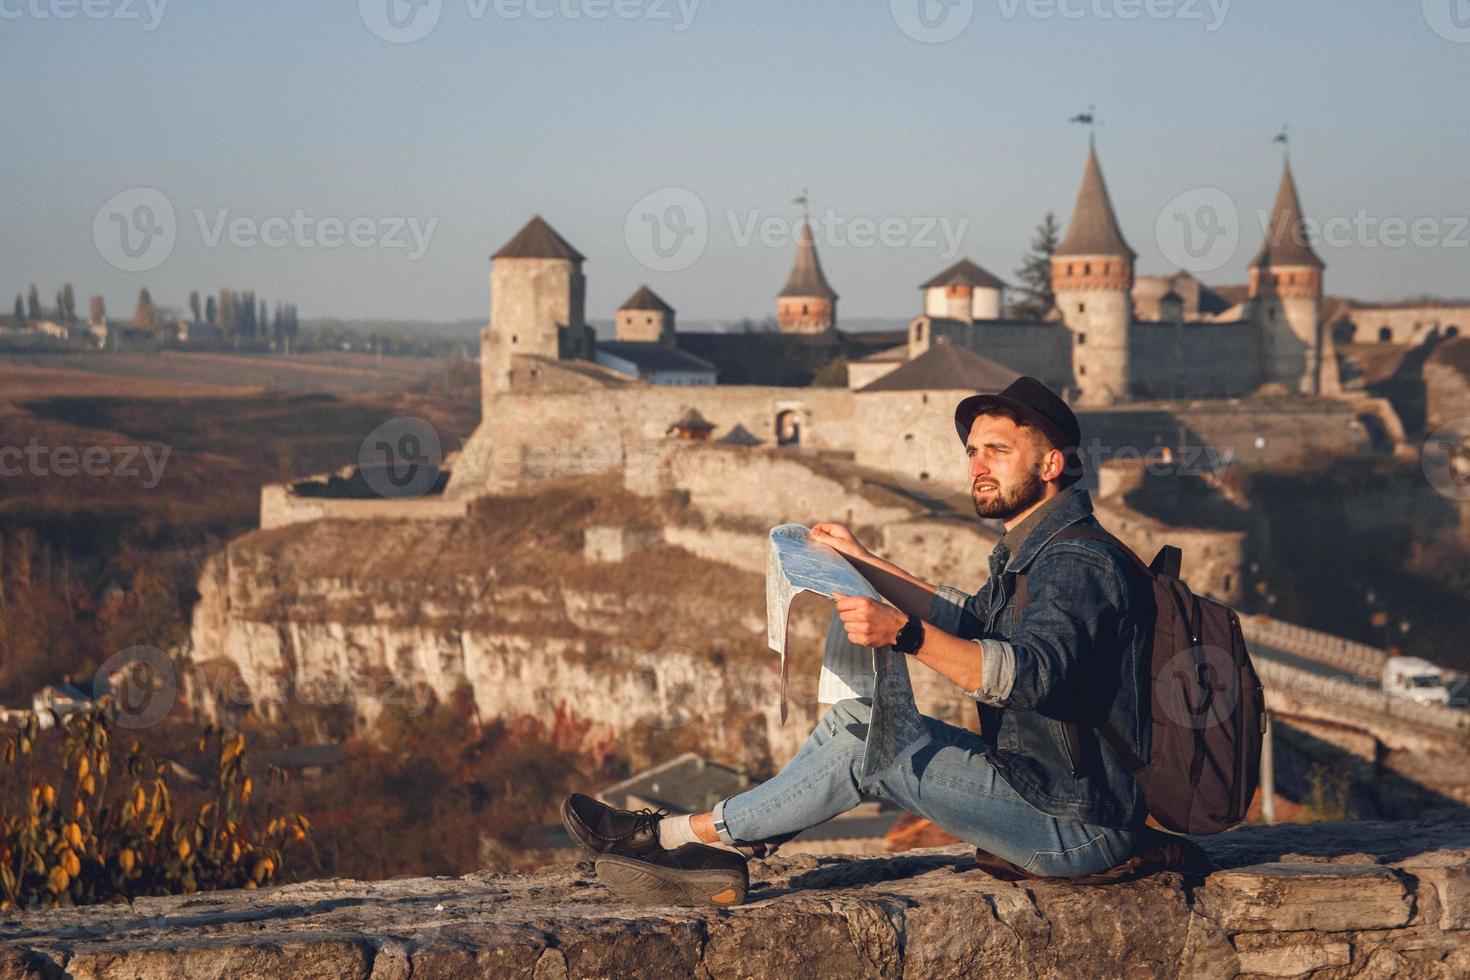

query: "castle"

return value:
[479, 143, 1352, 406]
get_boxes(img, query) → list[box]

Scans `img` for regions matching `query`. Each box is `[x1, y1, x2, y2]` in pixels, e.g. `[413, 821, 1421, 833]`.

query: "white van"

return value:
[1382, 656, 1452, 706]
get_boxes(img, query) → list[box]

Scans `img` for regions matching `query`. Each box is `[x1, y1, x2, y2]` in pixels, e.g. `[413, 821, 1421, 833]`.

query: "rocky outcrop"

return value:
[3, 811, 1467, 978]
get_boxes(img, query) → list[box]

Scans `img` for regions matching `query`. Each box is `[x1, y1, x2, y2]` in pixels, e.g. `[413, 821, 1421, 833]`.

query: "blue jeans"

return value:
[714, 699, 1136, 878]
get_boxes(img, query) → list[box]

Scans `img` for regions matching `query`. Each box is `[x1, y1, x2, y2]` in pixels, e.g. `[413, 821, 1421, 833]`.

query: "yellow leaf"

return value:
[80, 775, 96, 796]
[41, 785, 56, 808]
[46, 866, 69, 894]
[133, 785, 146, 814]
[119, 848, 136, 874]
[60, 849, 80, 877]
[241, 778, 252, 803]
[64, 823, 82, 848]
[176, 839, 191, 861]
[76, 756, 90, 781]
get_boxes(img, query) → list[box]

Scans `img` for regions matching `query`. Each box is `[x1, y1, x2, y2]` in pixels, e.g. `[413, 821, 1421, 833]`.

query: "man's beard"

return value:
[972, 468, 1046, 522]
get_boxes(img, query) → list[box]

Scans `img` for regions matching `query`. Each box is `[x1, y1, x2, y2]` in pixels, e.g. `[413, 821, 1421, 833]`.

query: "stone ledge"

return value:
[0, 811, 1466, 979]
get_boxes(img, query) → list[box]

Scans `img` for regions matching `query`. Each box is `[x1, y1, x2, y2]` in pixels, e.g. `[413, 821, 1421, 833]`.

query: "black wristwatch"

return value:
[893, 615, 925, 655]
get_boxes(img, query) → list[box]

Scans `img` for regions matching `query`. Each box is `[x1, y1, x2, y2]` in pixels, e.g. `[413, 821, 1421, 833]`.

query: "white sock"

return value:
[657, 814, 702, 849]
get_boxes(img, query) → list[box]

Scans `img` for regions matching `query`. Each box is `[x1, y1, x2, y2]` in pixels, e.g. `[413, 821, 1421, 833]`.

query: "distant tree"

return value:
[188, 290, 201, 323]
[1009, 212, 1061, 320]
[27, 284, 41, 322]
[132, 288, 157, 333]
[13, 295, 24, 324]
[55, 289, 66, 321]
[205, 294, 217, 324]
[89, 295, 106, 325]
[61, 282, 76, 321]
[218, 289, 236, 337]
[258, 299, 268, 338]
[285, 304, 299, 351]
[240, 290, 256, 339]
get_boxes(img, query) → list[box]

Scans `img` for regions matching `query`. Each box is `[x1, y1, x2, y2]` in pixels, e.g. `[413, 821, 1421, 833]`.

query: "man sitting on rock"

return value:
[563, 377, 1152, 906]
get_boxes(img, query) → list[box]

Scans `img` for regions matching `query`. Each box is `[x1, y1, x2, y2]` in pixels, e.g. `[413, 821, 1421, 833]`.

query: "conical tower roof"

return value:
[619, 285, 674, 313]
[778, 221, 838, 301]
[919, 258, 1006, 290]
[492, 215, 585, 261]
[1250, 162, 1323, 269]
[1054, 144, 1136, 260]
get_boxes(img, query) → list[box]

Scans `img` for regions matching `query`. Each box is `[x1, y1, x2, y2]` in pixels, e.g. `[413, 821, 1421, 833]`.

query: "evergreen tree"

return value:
[205, 294, 217, 324]
[1008, 213, 1061, 320]
[27, 284, 41, 322]
[13, 295, 24, 324]
[189, 290, 202, 323]
[61, 282, 76, 321]
[132, 288, 157, 333]
[258, 299, 268, 337]
[55, 289, 65, 321]
[219, 289, 236, 337]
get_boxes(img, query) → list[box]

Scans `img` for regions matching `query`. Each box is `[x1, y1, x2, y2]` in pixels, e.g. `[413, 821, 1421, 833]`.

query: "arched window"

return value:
[1078, 332, 1087, 346]
[1379, 326, 1393, 343]
[915, 323, 925, 341]
[802, 303, 809, 315]
[1084, 263, 1092, 275]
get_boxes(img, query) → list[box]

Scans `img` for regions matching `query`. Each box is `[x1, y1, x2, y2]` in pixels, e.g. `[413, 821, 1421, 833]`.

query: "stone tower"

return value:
[483, 216, 594, 395]
[920, 258, 1006, 322]
[777, 220, 838, 333]
[616, 285, 676, 347]
[1051, 143, 1136, 406]
[1248, 163, 1334, 394]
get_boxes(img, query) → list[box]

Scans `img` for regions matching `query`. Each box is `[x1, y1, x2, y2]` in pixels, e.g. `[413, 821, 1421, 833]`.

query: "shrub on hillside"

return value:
[0, 710, 308, 909]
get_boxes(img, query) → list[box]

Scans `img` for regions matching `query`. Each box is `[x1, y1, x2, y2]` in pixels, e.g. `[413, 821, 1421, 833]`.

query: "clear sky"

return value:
[3, 0, 1467, 325]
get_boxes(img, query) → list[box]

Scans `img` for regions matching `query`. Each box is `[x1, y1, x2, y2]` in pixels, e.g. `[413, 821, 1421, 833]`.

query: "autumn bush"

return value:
[0, 709, 308, 909]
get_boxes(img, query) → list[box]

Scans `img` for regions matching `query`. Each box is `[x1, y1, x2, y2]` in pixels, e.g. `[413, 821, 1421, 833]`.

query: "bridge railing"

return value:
[1240, 614, 1389, 679]
[1256, 658, 1469, 736]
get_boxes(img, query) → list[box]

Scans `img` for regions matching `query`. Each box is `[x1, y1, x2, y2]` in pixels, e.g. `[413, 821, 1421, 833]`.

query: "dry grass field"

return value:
[0, 349, 479, 706]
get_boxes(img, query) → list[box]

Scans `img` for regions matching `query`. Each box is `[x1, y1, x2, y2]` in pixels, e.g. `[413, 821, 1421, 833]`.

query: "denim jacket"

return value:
[928, 489, 1152, 828]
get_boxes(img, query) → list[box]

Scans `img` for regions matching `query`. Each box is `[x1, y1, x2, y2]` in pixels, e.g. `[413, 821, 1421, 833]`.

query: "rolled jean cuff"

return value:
[711, 798, 737, 845]
[967, 638, 1016, 706]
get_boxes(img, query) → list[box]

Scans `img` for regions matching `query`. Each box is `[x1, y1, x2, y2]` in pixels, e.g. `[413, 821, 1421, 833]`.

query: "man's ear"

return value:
[1041, 448, 1064, 482]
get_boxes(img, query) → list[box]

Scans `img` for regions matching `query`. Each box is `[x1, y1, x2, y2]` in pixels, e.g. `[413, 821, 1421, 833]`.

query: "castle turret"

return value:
[483, 216, 592, 396]
[1051, 143, 1136, 405]
[777, 221, 838, 333]
[616, 286, 676, 347]
[1248, 163, 1333, 394]
[919, 259, 1006, 322]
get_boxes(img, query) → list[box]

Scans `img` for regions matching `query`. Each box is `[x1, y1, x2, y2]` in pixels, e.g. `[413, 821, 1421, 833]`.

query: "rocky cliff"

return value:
[2, 811, 1467, 978]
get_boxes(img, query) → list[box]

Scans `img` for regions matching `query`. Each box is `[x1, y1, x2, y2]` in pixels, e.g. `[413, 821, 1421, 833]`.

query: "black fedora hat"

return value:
[954, 377, 1084, 482]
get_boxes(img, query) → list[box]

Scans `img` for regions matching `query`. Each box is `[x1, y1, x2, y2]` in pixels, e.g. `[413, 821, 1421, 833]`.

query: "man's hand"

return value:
[811, 522, 871, 562]
[833, 594, 909, 649]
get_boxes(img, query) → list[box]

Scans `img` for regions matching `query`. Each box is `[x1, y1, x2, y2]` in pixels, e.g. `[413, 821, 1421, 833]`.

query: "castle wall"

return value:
[1346, 305, 1470, 346]
[854, 388, 976, 504]
[259, 484, 468, 530]
[1128, 321, 1264, 398]
[924, 320, 1074, 391]
[451, 380, 856, 496]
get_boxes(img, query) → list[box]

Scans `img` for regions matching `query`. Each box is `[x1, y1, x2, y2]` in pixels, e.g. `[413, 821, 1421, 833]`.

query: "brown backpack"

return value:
[1014, 525, 1266, 836]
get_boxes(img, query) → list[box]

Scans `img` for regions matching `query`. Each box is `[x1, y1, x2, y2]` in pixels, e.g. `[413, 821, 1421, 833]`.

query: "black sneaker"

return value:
[596, 843, 750, 908]
[560, 793, 666, 859]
